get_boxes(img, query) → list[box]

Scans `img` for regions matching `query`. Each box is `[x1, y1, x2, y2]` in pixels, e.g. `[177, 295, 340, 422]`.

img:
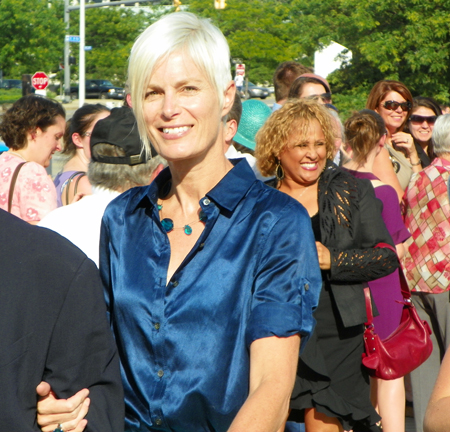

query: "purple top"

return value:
[345, 169, 411, 339]
[54, 170, 81, 207]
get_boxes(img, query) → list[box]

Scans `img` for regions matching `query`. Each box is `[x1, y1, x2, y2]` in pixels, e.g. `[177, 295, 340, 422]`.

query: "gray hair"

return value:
[328, 109, 346, 145]
[432, 114, 450, 157]
[88, 143, 166, 191]
[128, 12, 232, 155]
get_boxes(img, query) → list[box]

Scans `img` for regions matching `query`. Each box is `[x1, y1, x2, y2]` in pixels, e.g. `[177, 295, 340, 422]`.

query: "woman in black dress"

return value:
[255, 99, 398, 432]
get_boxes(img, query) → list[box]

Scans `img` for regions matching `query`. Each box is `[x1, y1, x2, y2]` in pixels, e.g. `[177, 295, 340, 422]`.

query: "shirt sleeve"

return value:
[43, 257, 124, 431]
[246, 199, 322, 350]
[329, 180, 398, 283]
[15, 162, 57, 222]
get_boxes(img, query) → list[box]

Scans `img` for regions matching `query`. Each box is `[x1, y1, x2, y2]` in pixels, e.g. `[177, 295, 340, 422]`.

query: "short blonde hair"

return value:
[255, 99, 335, 177]
[128, 12, 232, 155]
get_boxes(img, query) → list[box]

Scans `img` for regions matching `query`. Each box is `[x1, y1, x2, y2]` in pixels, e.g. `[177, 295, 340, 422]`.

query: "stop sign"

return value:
[32, 72, 49, 90]
[236, 64, 245, 76]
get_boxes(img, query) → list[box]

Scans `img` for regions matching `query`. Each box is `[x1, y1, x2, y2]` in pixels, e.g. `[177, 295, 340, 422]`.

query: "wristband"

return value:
[411, 159, 422, 166]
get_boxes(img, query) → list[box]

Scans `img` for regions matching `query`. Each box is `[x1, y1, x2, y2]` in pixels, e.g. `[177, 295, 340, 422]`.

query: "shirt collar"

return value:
[129, 158, 257, 213]
[433, 157, 450, 168]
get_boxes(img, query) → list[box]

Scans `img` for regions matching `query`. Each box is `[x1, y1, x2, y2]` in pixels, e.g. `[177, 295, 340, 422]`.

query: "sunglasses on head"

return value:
[409, 114, 437, 125]
[306, 92, 332, 103]
[382, 100, 412, 112]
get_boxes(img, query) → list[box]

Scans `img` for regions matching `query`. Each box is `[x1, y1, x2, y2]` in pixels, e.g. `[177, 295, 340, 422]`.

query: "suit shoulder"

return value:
[0, 209, 90, 268]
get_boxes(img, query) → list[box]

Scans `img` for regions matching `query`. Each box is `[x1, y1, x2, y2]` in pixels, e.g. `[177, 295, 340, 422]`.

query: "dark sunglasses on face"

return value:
[306, 92, 332, 103]
[382, 100, 412, 112]
[409, 114, 437, 125]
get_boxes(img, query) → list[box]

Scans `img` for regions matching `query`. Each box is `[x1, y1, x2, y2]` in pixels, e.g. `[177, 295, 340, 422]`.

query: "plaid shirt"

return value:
[403, 157, 450, 293]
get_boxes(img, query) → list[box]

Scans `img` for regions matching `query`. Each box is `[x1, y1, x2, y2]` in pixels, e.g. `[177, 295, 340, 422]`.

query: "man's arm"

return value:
[227, 334, 300, 432]
[36, 258, 124, 432]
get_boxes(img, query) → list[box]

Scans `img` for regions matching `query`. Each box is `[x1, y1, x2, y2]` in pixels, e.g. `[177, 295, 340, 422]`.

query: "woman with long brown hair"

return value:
[366, 80, 421, 200]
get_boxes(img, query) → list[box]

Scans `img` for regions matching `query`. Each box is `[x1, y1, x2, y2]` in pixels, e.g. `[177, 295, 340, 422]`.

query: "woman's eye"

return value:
[316, 141, 325, 146]
[145, 90, 159, 98]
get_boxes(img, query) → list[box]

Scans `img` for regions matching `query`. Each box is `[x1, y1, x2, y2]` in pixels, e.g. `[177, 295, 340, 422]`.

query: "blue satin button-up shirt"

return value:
[100, 159, 321, 432]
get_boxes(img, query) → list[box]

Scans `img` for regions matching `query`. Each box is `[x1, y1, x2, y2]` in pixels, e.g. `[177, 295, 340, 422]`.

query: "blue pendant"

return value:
[157, 204, 162, 211]
[184, 225, 193, 235]
[161, 218, 174, 232]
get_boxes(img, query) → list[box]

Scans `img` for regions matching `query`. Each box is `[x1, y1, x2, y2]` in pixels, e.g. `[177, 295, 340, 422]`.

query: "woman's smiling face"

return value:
[143, 52, 228, 163]
[376, 91, 409, 134]
[279, 119, 327, 187]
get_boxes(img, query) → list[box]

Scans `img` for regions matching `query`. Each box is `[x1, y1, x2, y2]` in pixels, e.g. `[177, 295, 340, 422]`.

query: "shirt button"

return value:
[172, 280, 179, 287]
[157, 369, 164, 378]
[203, 198, 211, 205]
[198, 242, 205, 250]
[154, 322, 160, 330]
[305, 283, 309, 291]
[155, 418, 162, 426]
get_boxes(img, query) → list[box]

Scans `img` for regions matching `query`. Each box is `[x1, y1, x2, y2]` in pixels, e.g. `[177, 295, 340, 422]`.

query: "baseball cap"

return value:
[90, 106, 155, 165]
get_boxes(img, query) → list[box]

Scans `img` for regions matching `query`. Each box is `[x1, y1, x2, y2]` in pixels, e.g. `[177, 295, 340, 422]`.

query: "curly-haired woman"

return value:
[0, 95, 65, 223]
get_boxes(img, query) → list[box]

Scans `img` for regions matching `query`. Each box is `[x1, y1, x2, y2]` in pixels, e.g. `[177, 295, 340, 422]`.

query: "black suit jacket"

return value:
[0, 209, 124, 431]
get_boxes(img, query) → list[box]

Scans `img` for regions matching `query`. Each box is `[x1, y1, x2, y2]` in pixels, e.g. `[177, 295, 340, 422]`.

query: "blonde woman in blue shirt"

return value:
[36, 12, 321, 432]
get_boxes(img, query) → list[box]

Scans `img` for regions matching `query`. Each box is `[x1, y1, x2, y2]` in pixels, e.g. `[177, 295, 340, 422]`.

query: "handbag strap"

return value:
[64, 171, 86, 205]
[364, 287, 374, 326]
[8, 162, 27, 213]
[374, 242, 411, 300]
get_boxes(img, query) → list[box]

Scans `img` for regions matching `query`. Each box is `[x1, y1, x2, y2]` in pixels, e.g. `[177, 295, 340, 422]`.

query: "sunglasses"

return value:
[409, 114, 437, 125]
[382, 100, 412, 112]
[307, 92, 332, 103]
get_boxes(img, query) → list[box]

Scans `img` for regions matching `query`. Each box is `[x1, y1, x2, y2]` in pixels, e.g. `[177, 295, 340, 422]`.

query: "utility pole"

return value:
[79, 0, 86, 107]
[63, 0, 70, 103]
[64, 0, 161, 104]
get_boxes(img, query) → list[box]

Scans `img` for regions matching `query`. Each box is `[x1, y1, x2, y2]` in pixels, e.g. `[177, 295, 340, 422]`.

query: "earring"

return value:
[276, 159, 285, 181]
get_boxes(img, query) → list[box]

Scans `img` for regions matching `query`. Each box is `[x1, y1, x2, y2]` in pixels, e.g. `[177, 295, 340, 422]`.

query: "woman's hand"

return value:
[391, 131, 422, 172]
[315, 242, 331, 270]
[36, 382, 90, 432]
[391, 132, 416, 157]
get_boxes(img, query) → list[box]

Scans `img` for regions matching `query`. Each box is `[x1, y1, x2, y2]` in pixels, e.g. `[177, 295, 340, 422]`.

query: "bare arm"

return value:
[424, 348, 450, 432]
[373, 147, 404, 202]
[227, 334, 300, 432]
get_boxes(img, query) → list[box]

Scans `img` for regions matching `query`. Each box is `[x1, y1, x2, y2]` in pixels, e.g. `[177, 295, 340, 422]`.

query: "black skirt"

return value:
[289, 283, 381, 432]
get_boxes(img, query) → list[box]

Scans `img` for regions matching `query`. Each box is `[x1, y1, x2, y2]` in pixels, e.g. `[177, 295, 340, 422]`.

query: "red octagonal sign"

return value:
[32, 71, 49, 90]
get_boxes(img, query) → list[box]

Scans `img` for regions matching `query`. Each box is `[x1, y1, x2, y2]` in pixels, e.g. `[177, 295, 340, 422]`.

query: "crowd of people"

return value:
[1, 10, 450, 432]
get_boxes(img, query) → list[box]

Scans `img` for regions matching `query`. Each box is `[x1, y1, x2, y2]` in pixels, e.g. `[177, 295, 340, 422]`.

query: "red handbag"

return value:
[361, 243, 433, 380]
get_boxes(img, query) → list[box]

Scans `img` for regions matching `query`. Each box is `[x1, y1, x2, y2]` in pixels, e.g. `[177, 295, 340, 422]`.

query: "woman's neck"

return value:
[64, 149, 89, 172]
[7, 149, 27, 161]
[166, 152, 233, 211]
[344, 150, 376, 173]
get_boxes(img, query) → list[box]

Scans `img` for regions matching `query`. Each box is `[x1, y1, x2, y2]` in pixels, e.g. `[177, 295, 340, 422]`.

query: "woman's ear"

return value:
[222, 81, 236, 118]
[72, 133, 84, 149]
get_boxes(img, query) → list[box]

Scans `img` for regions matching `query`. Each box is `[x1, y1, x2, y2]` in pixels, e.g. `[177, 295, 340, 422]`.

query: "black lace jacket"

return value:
[318, 161, 398, 327]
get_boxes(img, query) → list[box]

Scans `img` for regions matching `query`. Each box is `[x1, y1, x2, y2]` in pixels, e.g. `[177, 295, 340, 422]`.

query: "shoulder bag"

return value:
[63, 171, 86, 205]
[362, 242, 433, 380]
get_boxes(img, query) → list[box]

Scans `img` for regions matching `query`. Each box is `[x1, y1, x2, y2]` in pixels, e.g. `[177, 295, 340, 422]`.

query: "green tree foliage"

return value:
[289, 0, 450, 103]
[68, 6, 151, 85]
[188, 0, 299, 84]
[0, 0, 65, 78]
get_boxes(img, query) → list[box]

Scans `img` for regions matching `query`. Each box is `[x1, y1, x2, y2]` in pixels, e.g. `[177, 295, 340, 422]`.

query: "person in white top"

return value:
[39, 106, 165, 266]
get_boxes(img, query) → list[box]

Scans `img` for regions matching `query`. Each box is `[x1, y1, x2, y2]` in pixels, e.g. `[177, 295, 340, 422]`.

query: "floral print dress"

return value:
[0, 153, 57, 222]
